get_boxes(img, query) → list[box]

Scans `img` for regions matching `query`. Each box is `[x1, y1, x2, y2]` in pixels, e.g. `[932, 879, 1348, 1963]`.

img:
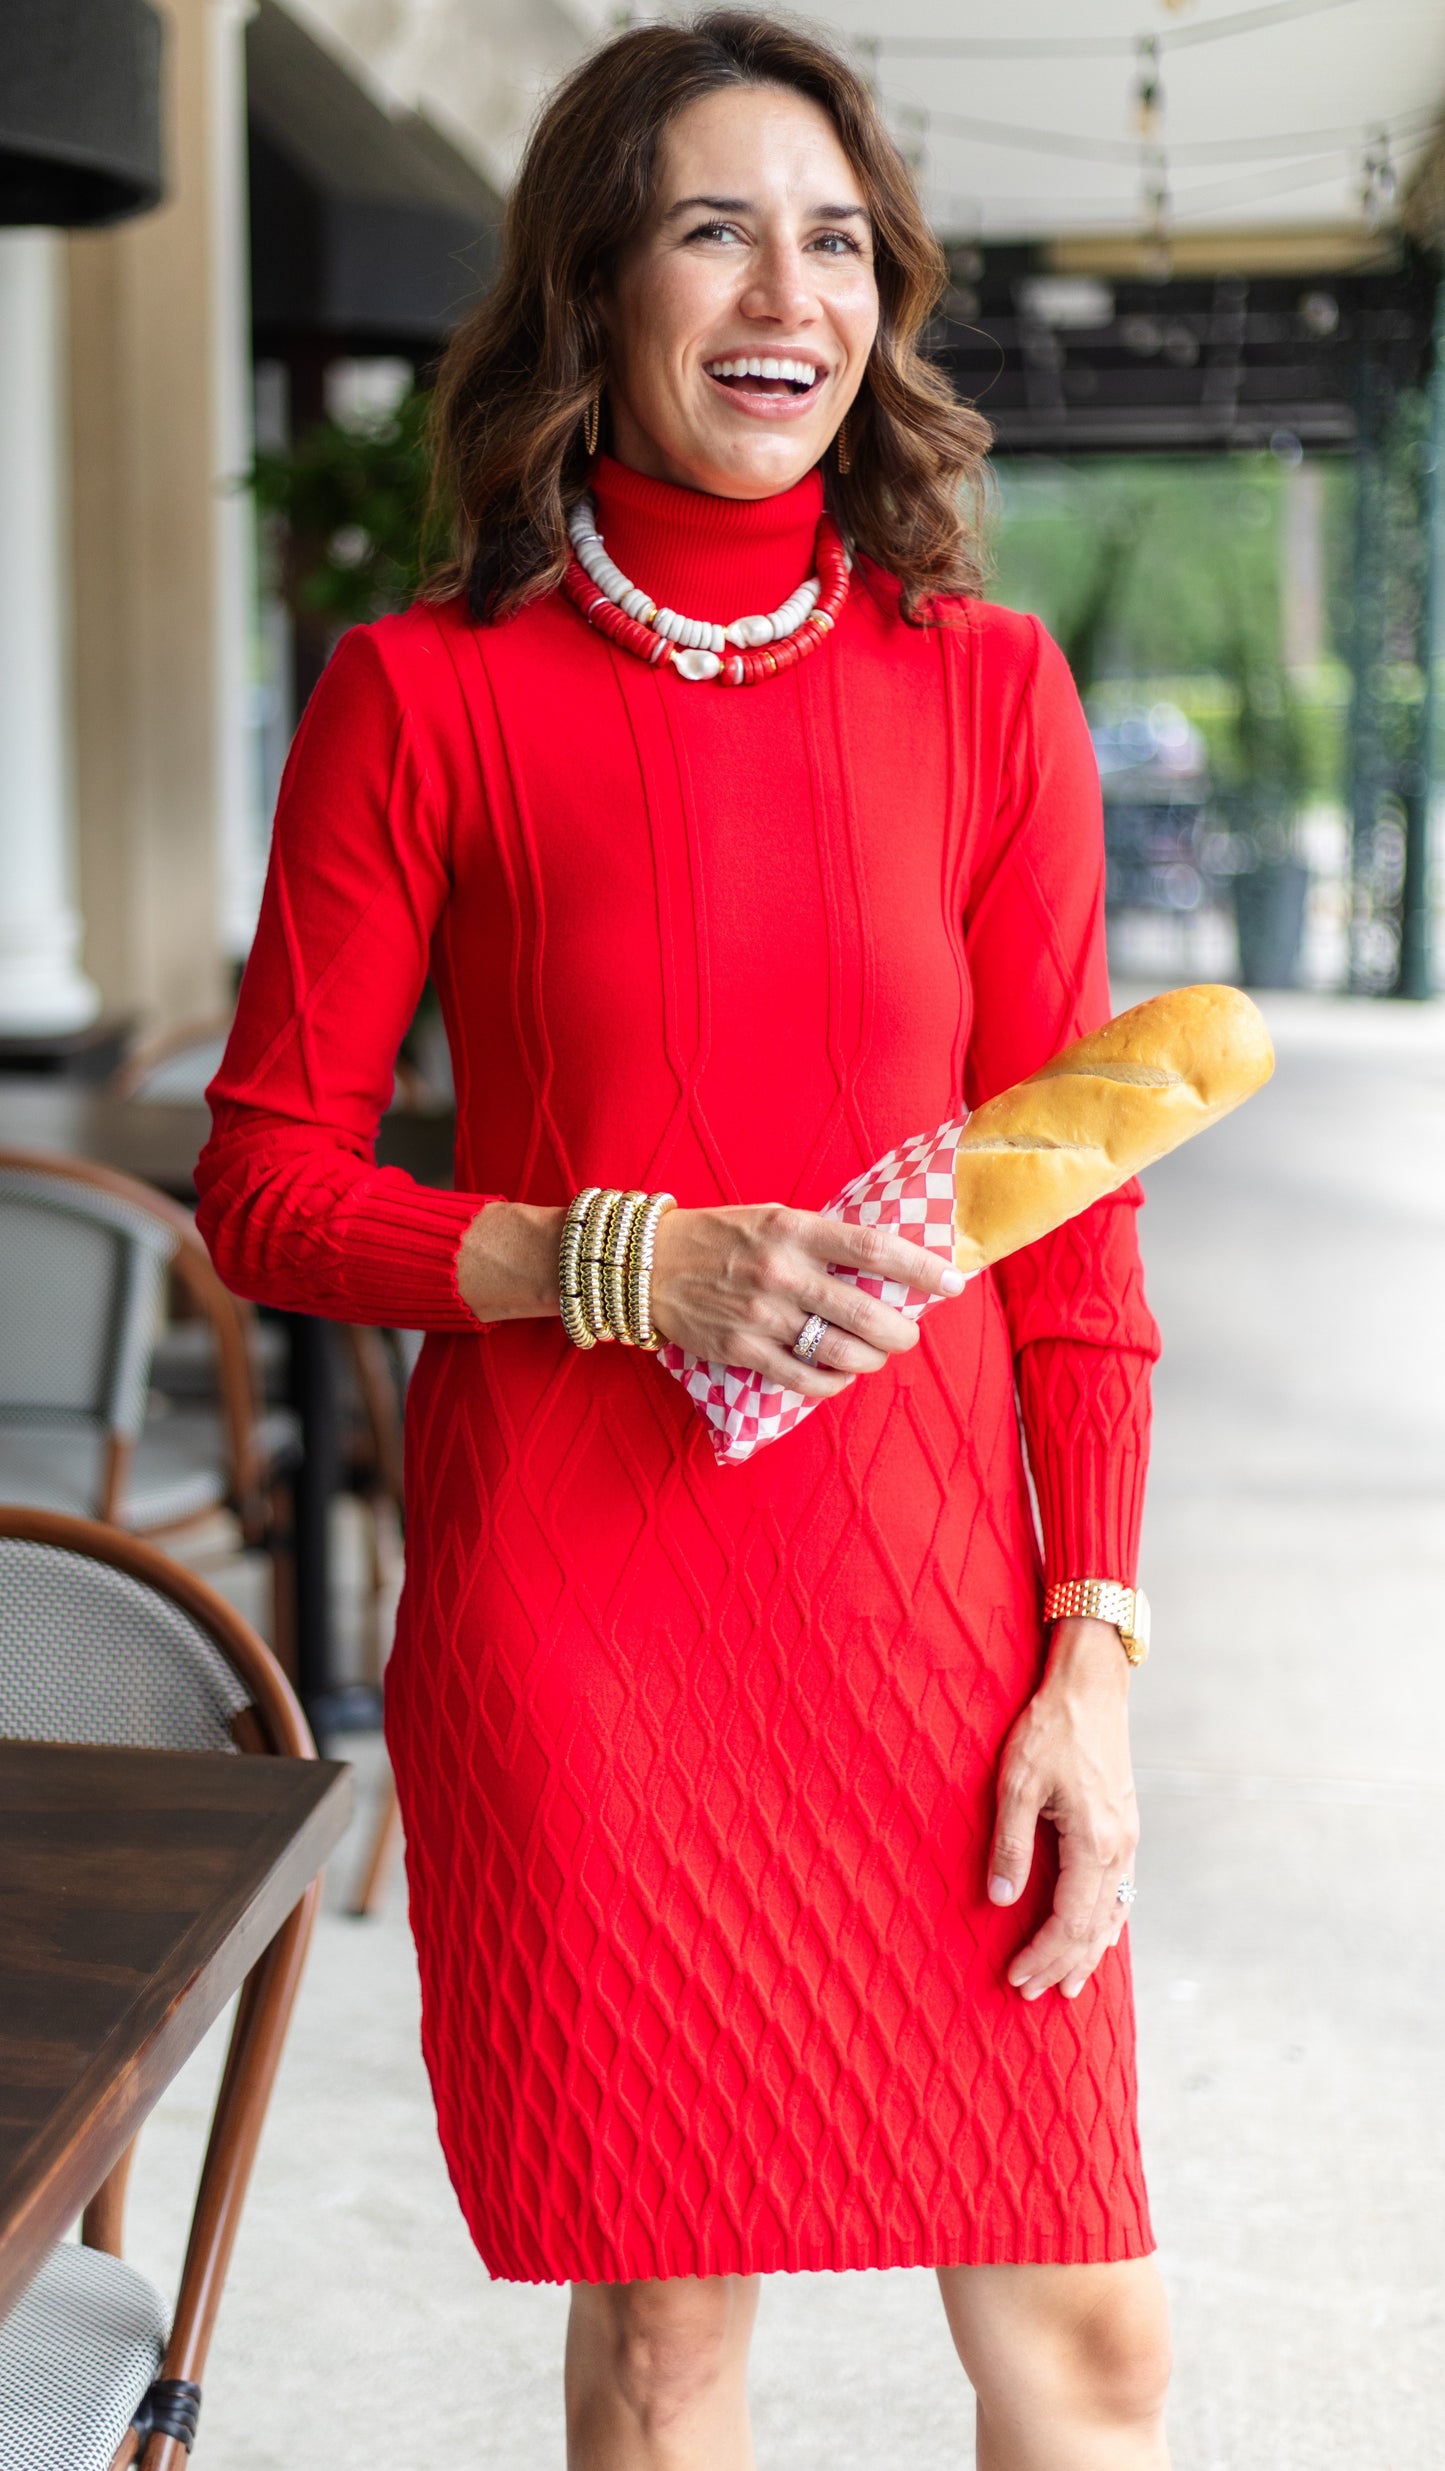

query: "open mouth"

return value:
[703, 355, 824, 400]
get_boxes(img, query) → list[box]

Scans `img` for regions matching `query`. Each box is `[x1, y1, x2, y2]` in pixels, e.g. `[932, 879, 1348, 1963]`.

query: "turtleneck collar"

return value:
[587, 455, 826, 621]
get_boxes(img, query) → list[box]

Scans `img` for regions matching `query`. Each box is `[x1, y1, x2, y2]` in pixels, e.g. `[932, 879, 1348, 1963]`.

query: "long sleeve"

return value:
[195, 624, 499, 1329]
[963, 616, 1161, 1585]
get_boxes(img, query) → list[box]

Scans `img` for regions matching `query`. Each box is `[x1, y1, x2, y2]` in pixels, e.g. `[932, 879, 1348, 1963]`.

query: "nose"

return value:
[736, 235, 817, 329]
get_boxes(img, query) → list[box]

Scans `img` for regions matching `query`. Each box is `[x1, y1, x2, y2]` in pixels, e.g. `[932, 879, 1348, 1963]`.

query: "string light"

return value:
[1132, 37, 1165, 141]
[912, 102, 1434, 170]
[893, 98, 1426, 237]
[1140, 149, 1173, 280]
[870, 0, 1366, 60]
[874, 4, 1419, 249]
[1361, 129, 1399, 228]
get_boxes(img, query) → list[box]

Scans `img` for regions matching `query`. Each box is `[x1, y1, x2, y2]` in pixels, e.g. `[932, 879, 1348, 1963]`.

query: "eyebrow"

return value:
[663, 194, 870, 222]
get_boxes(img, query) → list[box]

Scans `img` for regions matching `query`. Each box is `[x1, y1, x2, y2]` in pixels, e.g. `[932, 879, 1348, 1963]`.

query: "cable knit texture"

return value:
[197, 453, 1160, 2282]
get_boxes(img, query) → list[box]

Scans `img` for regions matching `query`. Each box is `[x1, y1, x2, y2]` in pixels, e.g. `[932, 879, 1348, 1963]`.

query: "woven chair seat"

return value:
[0, 2243, 167, 2471]
[0, 1406, 300, 1532]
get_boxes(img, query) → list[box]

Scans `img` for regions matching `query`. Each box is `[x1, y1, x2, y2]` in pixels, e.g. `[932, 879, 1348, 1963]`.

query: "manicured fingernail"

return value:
[941, 1268, 966, 1295]
[1022, 1982, 1046, 2001]
[989, 1876, 1017, 1904]
[1062, 1977, 1085, 1998]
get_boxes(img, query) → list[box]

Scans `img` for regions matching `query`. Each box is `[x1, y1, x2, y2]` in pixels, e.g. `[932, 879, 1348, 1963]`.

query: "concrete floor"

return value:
[123, 989, 1445, 2469]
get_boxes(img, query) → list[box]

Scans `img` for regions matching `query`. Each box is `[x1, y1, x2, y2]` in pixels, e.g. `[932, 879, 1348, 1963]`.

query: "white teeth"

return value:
[705, 355, 822, 385]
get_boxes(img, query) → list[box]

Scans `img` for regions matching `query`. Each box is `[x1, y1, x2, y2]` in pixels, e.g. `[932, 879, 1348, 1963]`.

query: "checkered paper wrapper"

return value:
[658, 1118, 973, 1464]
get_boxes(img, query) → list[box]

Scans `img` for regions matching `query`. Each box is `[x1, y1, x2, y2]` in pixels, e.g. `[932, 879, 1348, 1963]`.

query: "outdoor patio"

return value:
[118, 987, 1445, 2471]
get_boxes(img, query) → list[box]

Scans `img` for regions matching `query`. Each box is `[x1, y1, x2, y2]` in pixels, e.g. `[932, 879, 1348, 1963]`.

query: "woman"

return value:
[197, 13, 1170, 2465]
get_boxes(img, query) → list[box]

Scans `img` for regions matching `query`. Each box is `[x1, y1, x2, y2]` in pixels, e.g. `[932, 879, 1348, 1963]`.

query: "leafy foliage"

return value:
[988, 453, 1353, 812]
[251, 387, 448, 627]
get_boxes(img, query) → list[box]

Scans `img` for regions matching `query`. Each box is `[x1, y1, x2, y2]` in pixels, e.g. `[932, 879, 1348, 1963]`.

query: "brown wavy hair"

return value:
[424, 10, 990, 623]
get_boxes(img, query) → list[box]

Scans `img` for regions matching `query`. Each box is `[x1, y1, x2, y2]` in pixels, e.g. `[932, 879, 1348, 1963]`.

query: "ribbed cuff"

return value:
[338, 1173, 503, 1329]
[1017, 1339, 1153, 1588]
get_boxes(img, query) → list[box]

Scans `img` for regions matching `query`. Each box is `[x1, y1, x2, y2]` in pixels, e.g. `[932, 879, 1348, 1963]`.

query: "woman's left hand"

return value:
[986, 1616, 1139, 2000]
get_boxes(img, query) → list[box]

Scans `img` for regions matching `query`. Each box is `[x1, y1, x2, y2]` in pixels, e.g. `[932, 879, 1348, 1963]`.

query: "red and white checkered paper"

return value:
[659, 1118, 972, 1464]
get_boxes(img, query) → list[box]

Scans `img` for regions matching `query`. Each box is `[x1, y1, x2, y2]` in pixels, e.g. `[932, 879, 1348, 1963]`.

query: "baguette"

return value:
[952, 984, 1274, 1275]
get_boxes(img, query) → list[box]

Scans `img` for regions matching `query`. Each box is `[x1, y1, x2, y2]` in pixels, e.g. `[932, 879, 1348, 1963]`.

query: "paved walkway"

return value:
[126, 991, 1445, 2469]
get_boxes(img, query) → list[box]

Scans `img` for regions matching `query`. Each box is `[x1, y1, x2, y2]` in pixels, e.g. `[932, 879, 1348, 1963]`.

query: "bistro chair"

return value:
[0, 1150, 299, 1670]
[110, 1021, 234, 1105]
[112, 1019, 431, 1113]
[0, 1507, 323, 2471]
[342, 1327, 421, 1919]
[108, 1028, 289, 1416]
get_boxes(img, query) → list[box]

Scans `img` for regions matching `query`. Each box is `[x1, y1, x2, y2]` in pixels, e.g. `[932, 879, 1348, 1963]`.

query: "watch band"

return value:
[1043, 1578, 1151, 1665]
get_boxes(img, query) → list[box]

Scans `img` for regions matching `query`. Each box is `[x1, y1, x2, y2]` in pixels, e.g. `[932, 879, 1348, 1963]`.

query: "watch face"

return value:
[1130, 1589, 1152, 1652]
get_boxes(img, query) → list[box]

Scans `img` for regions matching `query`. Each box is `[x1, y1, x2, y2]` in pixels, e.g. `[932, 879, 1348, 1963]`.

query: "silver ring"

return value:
[792, 1312, 829, 1367]
[1115, 1878, 1137, 1907]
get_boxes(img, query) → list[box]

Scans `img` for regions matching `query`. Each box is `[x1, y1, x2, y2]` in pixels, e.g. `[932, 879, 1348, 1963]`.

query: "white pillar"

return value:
[209, 0, 266, 959]
[0, 230, 100, 1033]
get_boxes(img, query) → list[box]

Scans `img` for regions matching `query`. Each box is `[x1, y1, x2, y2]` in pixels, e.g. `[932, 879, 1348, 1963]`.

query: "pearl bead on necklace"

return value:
[562, 492, 851, 687]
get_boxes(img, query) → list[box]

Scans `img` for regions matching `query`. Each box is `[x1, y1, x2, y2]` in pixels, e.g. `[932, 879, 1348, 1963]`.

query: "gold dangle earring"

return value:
[583, 389, 601, 460]
[835, 416, 851, 475]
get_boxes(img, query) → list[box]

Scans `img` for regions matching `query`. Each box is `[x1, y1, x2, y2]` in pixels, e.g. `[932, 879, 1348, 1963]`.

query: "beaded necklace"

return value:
[563, 491, 850, 687]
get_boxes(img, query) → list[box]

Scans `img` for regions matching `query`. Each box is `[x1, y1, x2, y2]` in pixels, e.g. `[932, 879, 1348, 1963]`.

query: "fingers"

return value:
[1006, 1829, 1137, 2003]
[809, 1214, 967, 1307]
[750, 1337, 857, 1400]
[987, 1758, 1044, 1914]
[649, 1203, 964, 1388]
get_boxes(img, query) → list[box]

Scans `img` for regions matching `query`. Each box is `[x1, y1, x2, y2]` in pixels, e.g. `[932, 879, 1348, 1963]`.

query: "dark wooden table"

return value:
[0, 1738, 352, 2324]
[0, 1080, 454, 1736]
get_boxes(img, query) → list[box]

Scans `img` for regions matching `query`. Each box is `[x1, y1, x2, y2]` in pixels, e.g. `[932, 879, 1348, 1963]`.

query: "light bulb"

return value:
[1131, 39, 1164, 141]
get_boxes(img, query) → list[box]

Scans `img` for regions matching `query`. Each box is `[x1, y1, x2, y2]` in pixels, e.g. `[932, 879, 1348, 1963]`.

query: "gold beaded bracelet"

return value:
[606, 1190, 647, 1343]
[627, 1190, 675, 1350]
[558, 1184, 676, 1350]
[579, 1187, 622, 1341]
[558, 1186, 601, 1350]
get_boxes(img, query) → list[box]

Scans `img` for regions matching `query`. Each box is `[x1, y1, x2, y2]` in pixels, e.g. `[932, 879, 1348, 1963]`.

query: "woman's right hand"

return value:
[648, 1205, 965, 1395]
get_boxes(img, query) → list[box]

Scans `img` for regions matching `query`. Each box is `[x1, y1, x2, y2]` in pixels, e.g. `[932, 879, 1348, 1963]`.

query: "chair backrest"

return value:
[0, 1168, 175, 1438]
[0, 1510, 317, 2462]
[0, 1150, 266, 1531]
[110, 1018, 234, 1104]
[0, 1510, 311, 1759]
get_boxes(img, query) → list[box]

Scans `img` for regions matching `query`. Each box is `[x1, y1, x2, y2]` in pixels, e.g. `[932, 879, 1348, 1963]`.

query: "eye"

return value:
[684, 220, 744, 246]
[810, 230, 864, 257]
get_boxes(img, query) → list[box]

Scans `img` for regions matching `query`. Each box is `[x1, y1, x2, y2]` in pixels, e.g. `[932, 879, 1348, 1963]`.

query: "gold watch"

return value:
[1043, 1579, 1151, 1667]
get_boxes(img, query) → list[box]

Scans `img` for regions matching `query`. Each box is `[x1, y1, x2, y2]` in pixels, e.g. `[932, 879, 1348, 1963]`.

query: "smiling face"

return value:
[603, 82, 880, 500]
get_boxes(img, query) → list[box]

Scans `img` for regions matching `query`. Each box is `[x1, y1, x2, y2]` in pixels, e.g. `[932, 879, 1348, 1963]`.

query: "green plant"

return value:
[251, 387, 448, 627]
[1054, 506, 1143, 695]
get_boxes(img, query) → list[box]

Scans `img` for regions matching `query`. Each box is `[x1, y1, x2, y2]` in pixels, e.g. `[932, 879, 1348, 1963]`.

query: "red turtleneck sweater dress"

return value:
[197, 457, 1160, 2282]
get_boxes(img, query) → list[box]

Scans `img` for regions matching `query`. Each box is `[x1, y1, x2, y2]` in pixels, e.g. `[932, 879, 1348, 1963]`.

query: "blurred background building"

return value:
[1, 0, 1443, 1072]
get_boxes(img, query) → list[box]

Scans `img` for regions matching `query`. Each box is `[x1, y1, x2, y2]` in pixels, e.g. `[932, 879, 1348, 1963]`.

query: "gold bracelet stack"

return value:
[558, 1186, 676, 1351]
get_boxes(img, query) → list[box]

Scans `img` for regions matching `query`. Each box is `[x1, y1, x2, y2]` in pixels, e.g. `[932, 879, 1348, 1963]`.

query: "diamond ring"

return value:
[1115, 1878, 1137, 1907]
[792, 1312, 829, 1367]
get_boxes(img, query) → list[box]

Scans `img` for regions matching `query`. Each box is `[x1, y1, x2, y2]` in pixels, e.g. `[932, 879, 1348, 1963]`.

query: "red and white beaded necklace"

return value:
[563, 490, 850, 687]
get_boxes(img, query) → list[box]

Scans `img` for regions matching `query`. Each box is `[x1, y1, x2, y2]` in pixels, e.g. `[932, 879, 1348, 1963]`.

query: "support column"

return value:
[209, 0, 265, 961]
[0, 231, 100, 1033]
[1345, 356, 1391, 993]
[1395, 277, 1444, 1001]
[66, 0, 236, 1033]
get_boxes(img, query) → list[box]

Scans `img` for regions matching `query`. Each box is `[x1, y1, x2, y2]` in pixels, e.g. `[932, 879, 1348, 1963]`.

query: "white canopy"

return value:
[830, 0, 1445, 248]
[290, 0, 1445, 259]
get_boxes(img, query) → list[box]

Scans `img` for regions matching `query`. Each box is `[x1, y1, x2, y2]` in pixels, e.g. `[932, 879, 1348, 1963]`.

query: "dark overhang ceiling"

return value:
[247, 0, 499, 351]
[0, 0, 163, 229]
[936, 246, 1438, 454]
